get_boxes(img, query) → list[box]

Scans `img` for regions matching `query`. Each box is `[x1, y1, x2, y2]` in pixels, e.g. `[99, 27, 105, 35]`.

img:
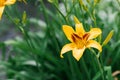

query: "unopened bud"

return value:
[102, 30, 114, 46]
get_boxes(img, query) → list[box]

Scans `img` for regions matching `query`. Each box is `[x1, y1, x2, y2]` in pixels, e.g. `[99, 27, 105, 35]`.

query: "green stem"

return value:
[87, 11, 97, 27]
[81, 57, 91, 80]
[40, 0, 60, 53]
[78, 2, 86, 27]
[64, 0, 68, 13]
[99, 55, 106, 79]
[117, 0, 120, 7]
[68, 54, 77, 80]
[5, 9, 41, 74]
[79, 0, 97, 27]
[0, 43, 6, 61]
[90, 49, 105, 80]
[66, 1, 76, 18]
[4, 11, 18, 26]
[53, 3, 69, 24]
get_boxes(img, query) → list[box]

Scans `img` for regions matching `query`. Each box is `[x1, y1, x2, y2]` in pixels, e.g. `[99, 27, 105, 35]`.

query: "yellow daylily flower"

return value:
[0, 0, 16, 19]
[60, 16, 102, 61]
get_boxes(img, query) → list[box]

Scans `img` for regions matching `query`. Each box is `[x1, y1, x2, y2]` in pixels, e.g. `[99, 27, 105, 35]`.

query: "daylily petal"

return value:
[72, 47, 85, 61]
[74, 16, 81, 24]
[4, 0, 16, 5]
[88, 28, 102, 40]
[0, 0, 5, 6]
[0, 6, 5, 19]
[62, 25, 75, 42]
[86, 40, 102, 52]
[60, 43, 75, 58]
[75, 23, 85, 36]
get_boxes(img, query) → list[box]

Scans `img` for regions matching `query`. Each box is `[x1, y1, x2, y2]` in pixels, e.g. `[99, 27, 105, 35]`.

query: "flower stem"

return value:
[81, 57, 91, 80]
[5, 9, 41, 75]
[90, 49, 105, 80]
[117, 0, 120, 7]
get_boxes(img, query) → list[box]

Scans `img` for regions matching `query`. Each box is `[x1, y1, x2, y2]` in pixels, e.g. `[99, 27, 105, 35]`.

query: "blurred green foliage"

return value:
[0, 0, 120, 80]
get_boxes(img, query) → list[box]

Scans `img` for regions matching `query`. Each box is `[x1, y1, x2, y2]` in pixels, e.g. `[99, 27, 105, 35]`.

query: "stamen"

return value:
[71, 35, 75, 42]
[73, 33, 82, 39]
[83, 33, 90, 41]
[71, 33, 85, 49]
[71, 33, 82, 43]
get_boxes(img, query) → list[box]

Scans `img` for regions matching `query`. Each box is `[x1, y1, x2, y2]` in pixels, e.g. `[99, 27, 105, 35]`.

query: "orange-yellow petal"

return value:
[88, 28, 102, 40]
[60, 43, 75, 58]
[74, 16, 81, 24]
[86, 40, 102, 52]
[75, 23, 85, 36]
[0, 0, 5, 6]
[72, 47, 85, 61]
[62, 25, 75, 42]
[4, 0, 16, 5]
[0, 6, 5, 19]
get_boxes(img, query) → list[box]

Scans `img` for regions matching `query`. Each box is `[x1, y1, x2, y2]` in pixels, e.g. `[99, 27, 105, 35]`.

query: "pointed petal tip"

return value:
[86, 40, 102, 53]
[99, 47, 102, 52]
[72, 47, 85, 61]
[62, 25, 72, 30]
[75, 23, 85, 35]
[76, 58, 80, 61]
[62, 25, 75, 42]
[60, 43, 74, 59]
[60, 54, 64, 58]
[62, 25, 69, 30]
[74, 55, 82, 61]
[97, 43, 102, 52]
[73, 16, 81, 24]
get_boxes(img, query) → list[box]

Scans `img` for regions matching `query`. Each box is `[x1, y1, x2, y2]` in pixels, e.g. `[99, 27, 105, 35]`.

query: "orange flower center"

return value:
[71, 33, 90, 49]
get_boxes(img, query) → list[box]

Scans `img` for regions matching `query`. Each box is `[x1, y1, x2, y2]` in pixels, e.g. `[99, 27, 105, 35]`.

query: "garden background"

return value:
[0, 0, 120, 80]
